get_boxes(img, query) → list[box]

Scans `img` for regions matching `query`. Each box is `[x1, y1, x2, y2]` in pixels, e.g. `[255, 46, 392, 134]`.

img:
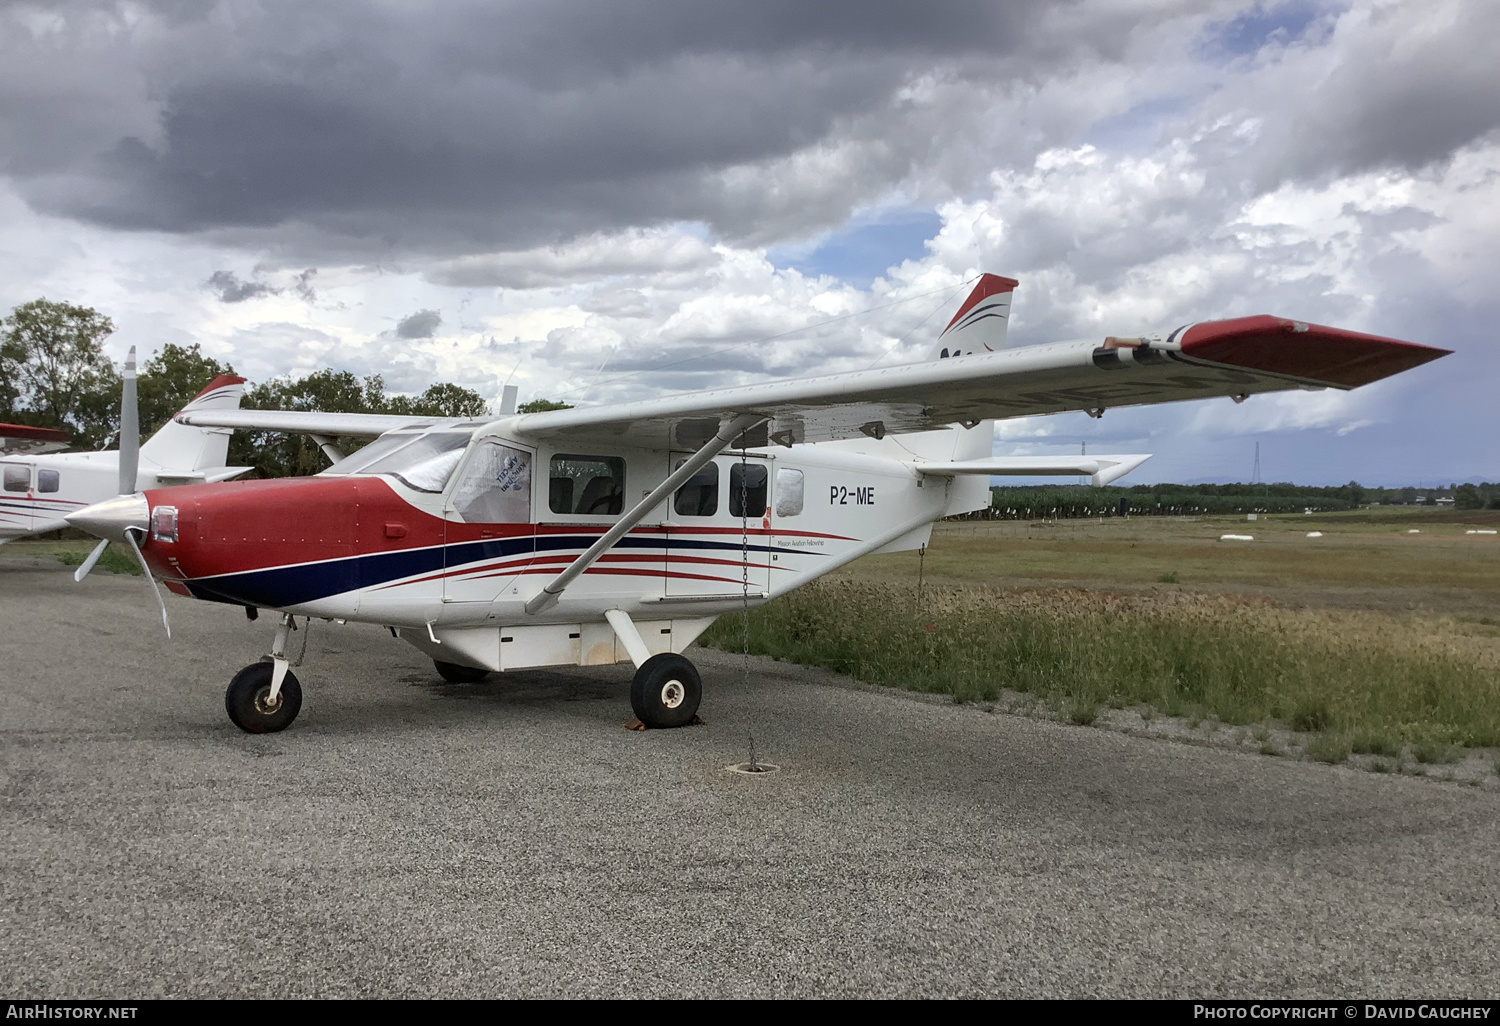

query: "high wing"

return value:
[0, 423, 70, 455]
[173, 409, 461, 438]
[171, 314, 1448, 451]
[510, 315, 1449, 449]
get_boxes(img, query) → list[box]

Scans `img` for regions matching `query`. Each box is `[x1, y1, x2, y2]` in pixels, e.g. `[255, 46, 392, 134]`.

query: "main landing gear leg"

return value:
[225, 613, 304, 734]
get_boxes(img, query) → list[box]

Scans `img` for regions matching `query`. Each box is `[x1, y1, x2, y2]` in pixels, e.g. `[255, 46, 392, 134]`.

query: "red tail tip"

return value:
[189, 374, 248, 402]
[942, 274, 1019, 335]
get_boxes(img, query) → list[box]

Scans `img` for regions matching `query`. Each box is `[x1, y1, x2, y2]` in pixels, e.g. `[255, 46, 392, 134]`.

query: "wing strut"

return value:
[524, 413, 767, 616]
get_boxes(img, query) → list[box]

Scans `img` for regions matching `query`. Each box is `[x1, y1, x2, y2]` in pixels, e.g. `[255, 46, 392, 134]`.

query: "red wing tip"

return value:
[1179, 315, 1451, 388]
[188, 374, 248, 402]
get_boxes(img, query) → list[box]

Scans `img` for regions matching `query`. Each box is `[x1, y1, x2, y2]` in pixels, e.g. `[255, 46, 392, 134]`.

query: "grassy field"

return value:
[703, 506, 1500, 767]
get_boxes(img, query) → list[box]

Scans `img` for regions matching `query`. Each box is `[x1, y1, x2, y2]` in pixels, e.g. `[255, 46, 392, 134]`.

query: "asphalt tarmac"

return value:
[2, 556, 1497, 998]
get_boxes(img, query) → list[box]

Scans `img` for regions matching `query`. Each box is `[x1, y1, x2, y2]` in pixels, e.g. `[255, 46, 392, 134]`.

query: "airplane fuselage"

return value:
[135, 424, 988, 672]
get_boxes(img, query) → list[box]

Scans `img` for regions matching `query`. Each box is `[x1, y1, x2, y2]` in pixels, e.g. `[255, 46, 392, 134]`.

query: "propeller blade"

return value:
[118, 346, 139, 496]
[123, 528, 171, 639]
[73, 539, 110, 582]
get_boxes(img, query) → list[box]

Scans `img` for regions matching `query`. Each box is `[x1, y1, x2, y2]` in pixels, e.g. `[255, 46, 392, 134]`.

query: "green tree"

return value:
[1, 299, 118, 447]
[138, 343, 238, 436]
[517, 398, 574, 413]
[230, 370, 390, 478]
[1454, 483, 1482, 510]
[386, 382, 489, 418]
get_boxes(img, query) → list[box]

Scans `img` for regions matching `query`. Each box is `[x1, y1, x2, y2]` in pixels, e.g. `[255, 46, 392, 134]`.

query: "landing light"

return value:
[152, 506, 178, 543]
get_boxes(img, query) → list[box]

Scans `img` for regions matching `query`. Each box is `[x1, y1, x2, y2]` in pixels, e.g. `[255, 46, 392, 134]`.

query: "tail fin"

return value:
[139, 374, 247, 474]
[929, 274, 1018, 360]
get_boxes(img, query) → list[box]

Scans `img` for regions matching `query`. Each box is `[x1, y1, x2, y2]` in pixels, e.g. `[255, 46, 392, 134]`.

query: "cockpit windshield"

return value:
[321, 429, 474, 493]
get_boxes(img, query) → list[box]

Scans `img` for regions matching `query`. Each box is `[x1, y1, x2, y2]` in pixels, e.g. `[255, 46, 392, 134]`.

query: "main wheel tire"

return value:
[225, 661, 303, 734]
[629, 653, 702, 729]
[435, 660, 490, 684]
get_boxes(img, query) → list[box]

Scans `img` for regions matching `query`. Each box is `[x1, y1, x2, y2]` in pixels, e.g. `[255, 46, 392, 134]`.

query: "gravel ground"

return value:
[2, 556, 1497, 999]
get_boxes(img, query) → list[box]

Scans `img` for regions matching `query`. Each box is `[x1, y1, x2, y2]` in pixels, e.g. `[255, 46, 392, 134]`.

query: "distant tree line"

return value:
[0, 297, 498, 478]
[985, 480, 1500, 519]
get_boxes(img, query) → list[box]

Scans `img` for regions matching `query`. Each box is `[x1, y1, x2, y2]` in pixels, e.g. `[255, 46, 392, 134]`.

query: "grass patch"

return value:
[701, 580, 1500, 752]
[1306, 733, 1352, 764]
[50, 545, 142, 576]
[1411, 739, 1463, 765]
[1351, 732, 1403, 758]
[1157, 572, 1179, 584]
[1067, 701, 1099, 726]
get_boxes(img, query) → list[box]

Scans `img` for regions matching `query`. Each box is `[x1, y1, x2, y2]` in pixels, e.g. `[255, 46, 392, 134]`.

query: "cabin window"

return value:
[450, 442, 532, 523]
[549, 455, 625, 516]
[3, 466, 27, 492]
[37, 469, 60, 494]
[728, 462, 768, 518]
[673, 460, 718, 517]
[775, 468, 804, 517]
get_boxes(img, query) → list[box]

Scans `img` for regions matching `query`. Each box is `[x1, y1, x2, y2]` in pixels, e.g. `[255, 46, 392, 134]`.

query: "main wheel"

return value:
[629, 653, 702, 729]
[435, 660, 490, 684]
[225, 661, 303, 734]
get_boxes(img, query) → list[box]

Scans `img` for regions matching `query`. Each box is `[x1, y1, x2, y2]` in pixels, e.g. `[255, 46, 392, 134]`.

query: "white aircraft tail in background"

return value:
[0, 351, 251, 544]
[930, 273, 1018, 359]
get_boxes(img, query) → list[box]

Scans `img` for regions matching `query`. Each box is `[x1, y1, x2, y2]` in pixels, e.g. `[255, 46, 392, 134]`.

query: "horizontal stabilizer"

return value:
[916, 453, 1151, 487]
[153, 466, 253, 487]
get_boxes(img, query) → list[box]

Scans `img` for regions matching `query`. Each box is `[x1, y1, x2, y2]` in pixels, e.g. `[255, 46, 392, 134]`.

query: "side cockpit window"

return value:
[3, 466, 28, 492]
[37, 469, 59, 493]
[549, 455, 625, 516]
[450, 442, 532, 523]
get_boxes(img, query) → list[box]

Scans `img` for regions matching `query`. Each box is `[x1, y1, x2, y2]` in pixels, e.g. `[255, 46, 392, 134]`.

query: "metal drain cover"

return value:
[726, 762, 781, 775]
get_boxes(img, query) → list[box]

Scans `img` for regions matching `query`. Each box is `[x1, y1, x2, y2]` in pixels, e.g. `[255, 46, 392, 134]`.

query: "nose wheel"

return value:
[629, 653, 702, 729]
[225, 661, 303, 733]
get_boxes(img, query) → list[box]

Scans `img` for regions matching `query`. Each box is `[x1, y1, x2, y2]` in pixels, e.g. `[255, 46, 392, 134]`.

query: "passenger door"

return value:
[666, 454, 771, 598]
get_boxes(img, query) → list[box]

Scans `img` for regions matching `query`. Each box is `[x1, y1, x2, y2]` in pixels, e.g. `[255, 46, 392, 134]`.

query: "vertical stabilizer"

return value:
[139, 374, 248, 474]
[929, 274, 1019, 360]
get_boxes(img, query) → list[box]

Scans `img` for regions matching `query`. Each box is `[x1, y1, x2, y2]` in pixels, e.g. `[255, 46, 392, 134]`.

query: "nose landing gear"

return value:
[226, 612, 306, 734]
[225, 661, 303, 733]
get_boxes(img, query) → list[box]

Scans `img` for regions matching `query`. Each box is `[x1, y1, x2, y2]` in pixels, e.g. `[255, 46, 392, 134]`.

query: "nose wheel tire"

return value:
[225, 661, 303, 734]
[435, 660, 490, 684]
[629, 653, 702, 729]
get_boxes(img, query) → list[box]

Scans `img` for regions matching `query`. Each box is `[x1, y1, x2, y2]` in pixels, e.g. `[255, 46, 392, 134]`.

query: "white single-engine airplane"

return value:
[66, 276, 1449, 734]
[1, 351, 249, 545]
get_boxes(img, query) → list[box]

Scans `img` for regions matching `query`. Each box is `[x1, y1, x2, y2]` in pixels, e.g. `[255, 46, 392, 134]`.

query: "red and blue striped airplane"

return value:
[67, 275, 1450, 734]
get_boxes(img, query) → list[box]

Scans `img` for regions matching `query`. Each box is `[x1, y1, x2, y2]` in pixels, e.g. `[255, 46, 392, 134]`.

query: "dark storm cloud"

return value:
[395, 309, 442, 339]
[205, 269, 277, 303]
[0, 0, 1179, 259]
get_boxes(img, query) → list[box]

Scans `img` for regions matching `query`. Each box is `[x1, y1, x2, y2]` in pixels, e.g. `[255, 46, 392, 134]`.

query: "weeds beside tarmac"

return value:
[701, 578, 1500, 786]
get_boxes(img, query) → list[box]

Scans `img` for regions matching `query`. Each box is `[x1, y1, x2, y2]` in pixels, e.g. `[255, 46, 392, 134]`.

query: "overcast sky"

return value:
[2, 0, 1495, 486]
